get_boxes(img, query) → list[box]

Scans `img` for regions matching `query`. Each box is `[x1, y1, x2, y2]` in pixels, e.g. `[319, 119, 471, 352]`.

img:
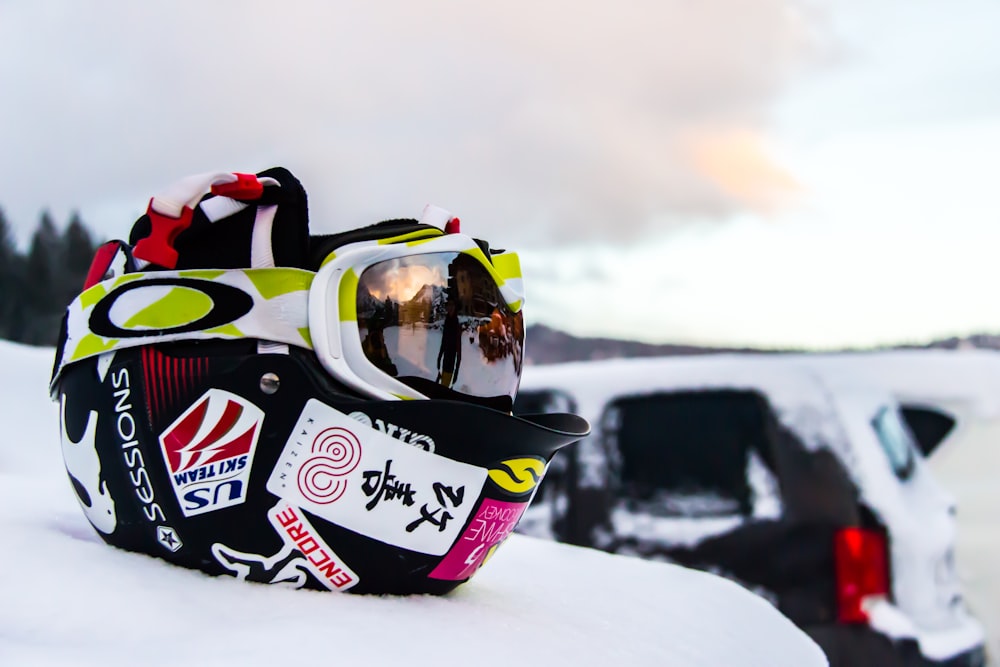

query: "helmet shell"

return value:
[54, 166, 588, 594]
[57, 340, 585, 594]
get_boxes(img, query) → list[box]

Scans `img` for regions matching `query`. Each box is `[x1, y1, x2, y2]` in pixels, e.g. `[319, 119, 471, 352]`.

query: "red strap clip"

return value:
[211, 173, 264, 200]
[83, 241, 123, 289]
[132, 200, 195, 269]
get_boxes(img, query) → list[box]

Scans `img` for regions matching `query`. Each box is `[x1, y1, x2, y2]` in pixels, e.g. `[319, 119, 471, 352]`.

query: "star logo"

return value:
[157, 525, 183, 553]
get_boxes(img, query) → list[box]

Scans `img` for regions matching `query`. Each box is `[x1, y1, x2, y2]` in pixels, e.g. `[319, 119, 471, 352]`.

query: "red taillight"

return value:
[834, 526, 889, 624]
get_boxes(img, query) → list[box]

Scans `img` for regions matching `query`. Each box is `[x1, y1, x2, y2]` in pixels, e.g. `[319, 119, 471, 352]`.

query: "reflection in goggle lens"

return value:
[356, 252, 524, 410]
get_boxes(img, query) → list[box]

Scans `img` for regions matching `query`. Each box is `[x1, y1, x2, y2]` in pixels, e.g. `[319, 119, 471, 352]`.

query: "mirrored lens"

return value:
[356, 252, 524, 410]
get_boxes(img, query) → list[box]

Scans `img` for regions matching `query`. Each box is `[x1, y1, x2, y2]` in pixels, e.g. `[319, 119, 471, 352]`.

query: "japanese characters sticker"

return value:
[267, 399, 488, 556]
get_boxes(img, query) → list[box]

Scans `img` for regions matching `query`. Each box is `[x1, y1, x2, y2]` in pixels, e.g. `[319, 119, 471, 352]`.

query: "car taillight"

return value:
[834, 526, 889, 624]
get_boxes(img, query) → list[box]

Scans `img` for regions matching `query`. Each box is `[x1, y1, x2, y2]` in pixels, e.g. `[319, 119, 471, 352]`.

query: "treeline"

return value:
[0, 208, 99, 346]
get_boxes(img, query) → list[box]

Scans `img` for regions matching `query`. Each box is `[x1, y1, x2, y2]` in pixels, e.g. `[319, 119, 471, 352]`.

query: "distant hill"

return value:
[522, 324, 1000, 366]
[902, 334, 1000, 352]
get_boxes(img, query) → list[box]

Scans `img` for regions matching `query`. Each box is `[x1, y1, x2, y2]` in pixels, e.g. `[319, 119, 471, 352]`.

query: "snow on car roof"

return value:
[785, 349, 1000, 420]
[520, 353, 853, 455]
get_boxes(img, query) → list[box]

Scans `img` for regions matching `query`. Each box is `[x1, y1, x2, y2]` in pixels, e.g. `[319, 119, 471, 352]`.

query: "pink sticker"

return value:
[429, 498, 527, 581]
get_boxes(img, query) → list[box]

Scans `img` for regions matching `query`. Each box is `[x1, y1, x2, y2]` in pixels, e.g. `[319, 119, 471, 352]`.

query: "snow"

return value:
[0, 341, 826, 667]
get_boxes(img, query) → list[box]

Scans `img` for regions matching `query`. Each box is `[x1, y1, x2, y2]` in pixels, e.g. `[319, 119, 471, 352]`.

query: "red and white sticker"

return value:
[211, 501, 359, 592]
[267, 399, 488, 556]
[159, 389, 263, 517]
[269, 502, 358, 591]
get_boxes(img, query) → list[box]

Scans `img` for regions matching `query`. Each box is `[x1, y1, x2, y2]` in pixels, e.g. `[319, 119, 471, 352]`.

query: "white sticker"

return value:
[60, 397, 117, 534]
[267, 399, 487, 555]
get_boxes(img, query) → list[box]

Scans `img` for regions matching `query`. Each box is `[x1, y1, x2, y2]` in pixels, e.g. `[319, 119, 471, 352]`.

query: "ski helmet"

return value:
[51, 167, 588, 594]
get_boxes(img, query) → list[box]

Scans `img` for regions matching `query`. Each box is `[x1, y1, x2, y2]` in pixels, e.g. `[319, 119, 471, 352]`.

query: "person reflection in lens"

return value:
[364, 296, 398, 376]
[436, 298, 462, 388]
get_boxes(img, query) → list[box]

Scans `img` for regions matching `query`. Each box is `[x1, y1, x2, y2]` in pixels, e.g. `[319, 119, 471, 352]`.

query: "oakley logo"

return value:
[159, 389, 263, 517]
[89, 278, 253, 339]
[348, 411, 435, 452]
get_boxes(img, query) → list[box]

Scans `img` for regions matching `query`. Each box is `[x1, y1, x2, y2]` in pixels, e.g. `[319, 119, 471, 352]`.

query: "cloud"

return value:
[0, 0, 830, 248]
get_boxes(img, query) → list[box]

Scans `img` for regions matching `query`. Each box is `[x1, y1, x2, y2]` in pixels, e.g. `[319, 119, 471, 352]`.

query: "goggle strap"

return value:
[309, 221, 444, 269]
[52, 268, 314, 387]
[250, 205, 292, 355]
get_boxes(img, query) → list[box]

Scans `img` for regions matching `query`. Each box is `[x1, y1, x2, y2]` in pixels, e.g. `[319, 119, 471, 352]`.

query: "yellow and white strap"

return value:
[52, 268, 315, 382]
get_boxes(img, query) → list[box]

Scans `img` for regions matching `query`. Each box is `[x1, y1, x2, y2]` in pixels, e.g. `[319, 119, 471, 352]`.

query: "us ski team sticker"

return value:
[159, 389, 263, 517]
[267, 399, 488, 556]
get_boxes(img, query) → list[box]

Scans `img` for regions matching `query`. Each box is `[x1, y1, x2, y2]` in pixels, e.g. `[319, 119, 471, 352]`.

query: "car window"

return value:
[870, 406, 917, 480]
[602, 390, 776, 517]
[900, 405, 956, 457]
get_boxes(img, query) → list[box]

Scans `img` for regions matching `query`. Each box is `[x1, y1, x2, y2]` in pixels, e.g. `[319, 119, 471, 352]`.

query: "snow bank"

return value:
[0, 341, 826, 667]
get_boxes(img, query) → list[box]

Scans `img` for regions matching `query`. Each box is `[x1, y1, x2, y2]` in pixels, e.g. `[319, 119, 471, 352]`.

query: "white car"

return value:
[514, 354, 986, 667]
[784, 350, 1000, 461]
[794, 349, 1000, 664]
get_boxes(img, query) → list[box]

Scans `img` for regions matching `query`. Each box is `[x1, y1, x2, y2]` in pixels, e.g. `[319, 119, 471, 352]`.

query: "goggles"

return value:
[51, 229, 525, 411]
[312, 233, 524, 410]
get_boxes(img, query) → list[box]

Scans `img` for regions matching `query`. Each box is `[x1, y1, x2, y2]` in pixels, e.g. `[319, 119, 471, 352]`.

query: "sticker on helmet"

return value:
[156, 525, 183, 552]
[158, 389, 264, 517]
[267, 399, 488, 556]
[60, 395, 118, 535]
[347, 411, 436, 452]
[487, 457, 546, 496]
[111, 366, 169, 525]
[429, 498, 529, 581]
[211, 501, 358, 591]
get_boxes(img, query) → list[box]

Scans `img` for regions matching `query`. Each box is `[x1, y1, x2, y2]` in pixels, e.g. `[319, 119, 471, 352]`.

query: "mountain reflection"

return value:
[354, 252, 524, 401]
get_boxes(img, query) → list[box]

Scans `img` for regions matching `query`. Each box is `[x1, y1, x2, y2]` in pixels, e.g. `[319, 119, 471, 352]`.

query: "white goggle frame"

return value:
[309, 233, 524, 402]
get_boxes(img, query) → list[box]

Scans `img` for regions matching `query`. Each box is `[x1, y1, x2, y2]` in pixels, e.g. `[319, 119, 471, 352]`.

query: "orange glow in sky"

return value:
[365, 262, 446, 303]
[686, 129, 801, 213]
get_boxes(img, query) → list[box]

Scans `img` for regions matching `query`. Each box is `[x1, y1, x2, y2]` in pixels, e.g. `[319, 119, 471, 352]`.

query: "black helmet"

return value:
[51, 167, 588, 594]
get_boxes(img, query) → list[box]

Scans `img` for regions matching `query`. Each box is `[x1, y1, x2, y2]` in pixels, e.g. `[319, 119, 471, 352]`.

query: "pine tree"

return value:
[22, 211, 62, 345]
[60, 211, 96, 307]
[0, 206, 102, 346]
[0, 208, 24, 340]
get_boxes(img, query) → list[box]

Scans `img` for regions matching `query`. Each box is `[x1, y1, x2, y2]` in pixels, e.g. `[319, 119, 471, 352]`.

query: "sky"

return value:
[2, 1, 1000, 349]
[0, 341, 829, 666]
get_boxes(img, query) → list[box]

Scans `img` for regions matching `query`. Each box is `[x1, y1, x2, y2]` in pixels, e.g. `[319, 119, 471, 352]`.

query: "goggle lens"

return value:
[356, 252, 524, 411]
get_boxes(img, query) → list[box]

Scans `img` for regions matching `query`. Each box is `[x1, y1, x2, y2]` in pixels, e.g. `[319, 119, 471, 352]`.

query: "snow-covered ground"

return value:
[0, 341, 826, 667]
